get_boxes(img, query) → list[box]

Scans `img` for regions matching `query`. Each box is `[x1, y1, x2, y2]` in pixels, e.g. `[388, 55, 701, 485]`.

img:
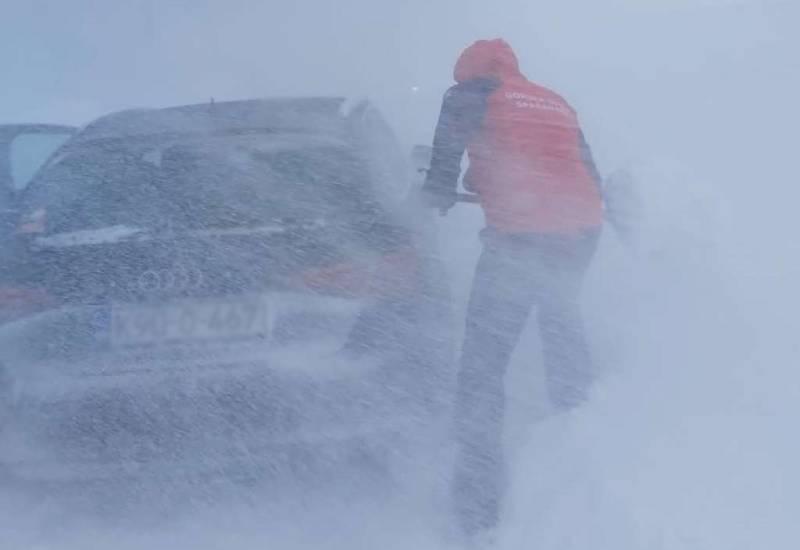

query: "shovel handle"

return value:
[455, 192, 480, 204]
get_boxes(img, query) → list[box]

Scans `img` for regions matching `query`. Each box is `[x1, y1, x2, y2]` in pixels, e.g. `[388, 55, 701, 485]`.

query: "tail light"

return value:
[16, 208, 46, 235]
[0, 286, 55, 324]
[300, 246, 421, 299]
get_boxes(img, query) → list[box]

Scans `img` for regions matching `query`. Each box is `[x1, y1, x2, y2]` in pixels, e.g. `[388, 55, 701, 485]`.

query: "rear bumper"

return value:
[2, 349, 439, 483]
[2, 417, 415, 487]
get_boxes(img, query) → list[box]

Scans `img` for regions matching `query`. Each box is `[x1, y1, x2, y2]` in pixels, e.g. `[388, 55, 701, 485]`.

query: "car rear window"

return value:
[25, 133, 383, 234]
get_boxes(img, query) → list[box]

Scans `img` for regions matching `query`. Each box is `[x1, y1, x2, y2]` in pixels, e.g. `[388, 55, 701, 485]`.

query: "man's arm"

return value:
[422, 79, 497, 208]
[578, 129, 603, 193]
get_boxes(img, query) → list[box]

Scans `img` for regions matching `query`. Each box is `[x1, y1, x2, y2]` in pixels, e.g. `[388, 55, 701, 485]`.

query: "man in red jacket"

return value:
[422, 39, 604, 539]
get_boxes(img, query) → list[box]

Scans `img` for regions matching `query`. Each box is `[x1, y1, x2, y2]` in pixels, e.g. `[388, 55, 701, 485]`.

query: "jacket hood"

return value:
[454, 39, 522, 83]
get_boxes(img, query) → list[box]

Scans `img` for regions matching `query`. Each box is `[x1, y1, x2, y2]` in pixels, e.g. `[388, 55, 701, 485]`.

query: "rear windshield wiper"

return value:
[34, 225, 150, 249]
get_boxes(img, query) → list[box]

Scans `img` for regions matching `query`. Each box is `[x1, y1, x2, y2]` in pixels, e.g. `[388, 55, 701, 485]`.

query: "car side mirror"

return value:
[404, 145, 439, 234]
[410, 145, 432, 176]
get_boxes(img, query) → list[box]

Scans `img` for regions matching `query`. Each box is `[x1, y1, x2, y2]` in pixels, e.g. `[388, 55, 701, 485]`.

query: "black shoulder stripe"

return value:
[423, 78, 498, 195]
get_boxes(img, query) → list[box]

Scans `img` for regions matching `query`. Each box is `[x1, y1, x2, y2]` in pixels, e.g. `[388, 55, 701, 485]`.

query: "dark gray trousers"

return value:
[452, 228, 600, 536]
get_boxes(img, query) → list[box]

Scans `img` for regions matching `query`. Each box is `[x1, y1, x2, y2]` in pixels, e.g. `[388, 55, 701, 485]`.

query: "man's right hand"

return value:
[421, 186, 457, 213]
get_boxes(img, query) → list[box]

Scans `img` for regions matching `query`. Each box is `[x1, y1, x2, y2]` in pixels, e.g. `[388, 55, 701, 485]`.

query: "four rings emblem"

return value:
[134, 264, 204, 293]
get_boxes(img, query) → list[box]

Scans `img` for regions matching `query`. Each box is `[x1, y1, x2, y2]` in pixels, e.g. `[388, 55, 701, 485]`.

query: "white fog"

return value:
[1, 1, 798, 549]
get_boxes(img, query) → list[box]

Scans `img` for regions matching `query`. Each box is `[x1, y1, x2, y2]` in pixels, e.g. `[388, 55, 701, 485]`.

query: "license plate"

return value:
[111, 295, 271, 347]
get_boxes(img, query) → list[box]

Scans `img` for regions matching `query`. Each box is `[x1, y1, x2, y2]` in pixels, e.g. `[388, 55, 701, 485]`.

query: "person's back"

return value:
[425, 38, 603, 234]
[422, 39, 604, 544]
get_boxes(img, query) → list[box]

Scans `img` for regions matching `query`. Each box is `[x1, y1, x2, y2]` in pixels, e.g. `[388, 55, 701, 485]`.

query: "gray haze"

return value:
[2, 0, 799, 548]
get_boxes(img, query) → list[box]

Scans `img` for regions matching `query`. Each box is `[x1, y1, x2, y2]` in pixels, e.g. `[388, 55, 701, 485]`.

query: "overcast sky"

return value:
[2, 0, 797, 182]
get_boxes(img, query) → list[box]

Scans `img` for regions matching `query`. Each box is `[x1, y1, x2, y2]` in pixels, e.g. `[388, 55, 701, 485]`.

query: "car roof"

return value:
[0, 124, 76, 141]
[68, 98, 371, 146]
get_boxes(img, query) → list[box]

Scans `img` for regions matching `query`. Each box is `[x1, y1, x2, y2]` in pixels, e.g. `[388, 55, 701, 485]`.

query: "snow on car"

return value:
[0, 98, 454, 485]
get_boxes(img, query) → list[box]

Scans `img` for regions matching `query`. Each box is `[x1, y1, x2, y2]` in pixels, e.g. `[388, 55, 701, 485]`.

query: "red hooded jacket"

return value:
[425, 39, 604, 234]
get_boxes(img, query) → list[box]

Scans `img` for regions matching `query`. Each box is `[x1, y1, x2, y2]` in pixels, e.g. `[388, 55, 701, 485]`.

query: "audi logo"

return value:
[134, 264, 204, 293]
